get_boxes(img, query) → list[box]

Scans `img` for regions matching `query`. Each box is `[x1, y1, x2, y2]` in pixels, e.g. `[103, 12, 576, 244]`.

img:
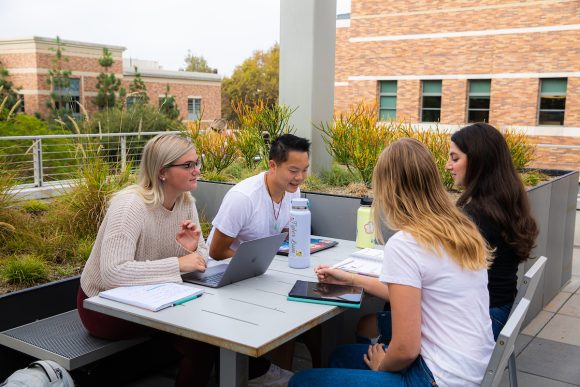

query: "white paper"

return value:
[333, 248, 384, 277]
[99, 283, 204, 312]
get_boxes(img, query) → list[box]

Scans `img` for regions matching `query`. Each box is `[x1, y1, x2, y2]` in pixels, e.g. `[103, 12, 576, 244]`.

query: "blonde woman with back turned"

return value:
[289, 138, 494, 387]
[77, 134, 218, 387]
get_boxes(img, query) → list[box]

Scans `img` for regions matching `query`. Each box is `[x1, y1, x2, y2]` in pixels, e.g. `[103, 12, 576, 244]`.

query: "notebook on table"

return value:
[277, 238, 338, 256]
[287, 280, 364, 308]
[181, 233, 286, 288]
[332, 247, 384, 277]
[99, 283, 204, 312]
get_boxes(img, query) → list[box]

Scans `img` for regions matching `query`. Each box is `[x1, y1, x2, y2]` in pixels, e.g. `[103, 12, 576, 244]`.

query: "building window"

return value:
[188, 98, 201, 120]
[467, 80, 491, 123]
[53, 78, 80, 114]
[378, 81, 397, 121]
[421, 80, 442, 122]
[126, 96, 136, 110]
[539, 78, 567, 125]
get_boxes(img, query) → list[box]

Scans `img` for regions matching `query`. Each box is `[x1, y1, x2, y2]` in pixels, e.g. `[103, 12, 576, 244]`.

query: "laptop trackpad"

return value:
[182, 264, 228, 281]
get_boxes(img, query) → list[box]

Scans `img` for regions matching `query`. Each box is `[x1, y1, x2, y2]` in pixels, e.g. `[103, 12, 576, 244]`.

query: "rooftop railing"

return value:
[0, 131, 179, 187]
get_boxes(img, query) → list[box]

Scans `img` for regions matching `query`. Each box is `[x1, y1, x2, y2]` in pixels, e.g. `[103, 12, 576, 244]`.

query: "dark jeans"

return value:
[489, 303, 513, 340]
[289, 344, 437, 387]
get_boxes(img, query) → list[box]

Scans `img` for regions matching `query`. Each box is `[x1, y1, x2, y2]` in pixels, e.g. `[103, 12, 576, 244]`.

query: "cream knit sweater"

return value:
[80, 192, 209, 297]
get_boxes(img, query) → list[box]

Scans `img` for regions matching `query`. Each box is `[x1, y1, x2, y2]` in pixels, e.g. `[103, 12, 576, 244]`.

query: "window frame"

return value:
[188, 97, 201, 120]
[378, 81, 397, 121]
[538, 78, 567, 126]
[421, 80, 442, 123]
[467, 79, 491, 123]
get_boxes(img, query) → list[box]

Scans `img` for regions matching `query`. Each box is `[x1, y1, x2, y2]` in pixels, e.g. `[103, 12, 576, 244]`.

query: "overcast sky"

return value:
[0, 0, 350, 77]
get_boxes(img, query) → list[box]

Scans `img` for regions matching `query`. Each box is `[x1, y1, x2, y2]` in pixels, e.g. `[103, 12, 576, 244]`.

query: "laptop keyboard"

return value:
[204, 272, 224, 285]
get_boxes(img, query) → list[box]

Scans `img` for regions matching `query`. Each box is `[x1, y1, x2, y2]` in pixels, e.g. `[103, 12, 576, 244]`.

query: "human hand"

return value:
[364, 343, 387, 371]
[178, 252, 207, 273]
[315, 265, 354, 286]
[176, 220, 201, 253]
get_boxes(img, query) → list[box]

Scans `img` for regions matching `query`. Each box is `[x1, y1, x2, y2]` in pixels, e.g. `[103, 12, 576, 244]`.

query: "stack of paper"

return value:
[332, 248, 384, 277]
[99, 283, 204, 312]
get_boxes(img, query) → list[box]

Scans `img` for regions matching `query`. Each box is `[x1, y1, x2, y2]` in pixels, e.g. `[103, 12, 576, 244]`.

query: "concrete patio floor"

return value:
[125, 212, 580, 387]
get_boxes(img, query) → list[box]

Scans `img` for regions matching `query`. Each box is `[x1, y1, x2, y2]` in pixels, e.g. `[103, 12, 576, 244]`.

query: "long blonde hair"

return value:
[372, 138, 490, 270]
[116, 134, 196, 206]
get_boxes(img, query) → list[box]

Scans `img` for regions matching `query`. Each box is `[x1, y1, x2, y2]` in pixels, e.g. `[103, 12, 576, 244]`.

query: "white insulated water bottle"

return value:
[288, 198, 311, 269]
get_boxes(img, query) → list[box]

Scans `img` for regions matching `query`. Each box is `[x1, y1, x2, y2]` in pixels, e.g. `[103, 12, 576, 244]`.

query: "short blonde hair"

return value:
[117, 134, 196, 206]
[372, 138, 490, 271]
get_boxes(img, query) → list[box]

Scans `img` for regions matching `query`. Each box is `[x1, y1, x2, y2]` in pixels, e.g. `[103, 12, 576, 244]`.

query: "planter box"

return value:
[195, 170, 578, 323]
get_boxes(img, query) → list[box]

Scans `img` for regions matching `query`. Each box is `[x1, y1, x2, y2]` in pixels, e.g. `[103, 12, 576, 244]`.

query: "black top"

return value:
[464, 204, 520, 307]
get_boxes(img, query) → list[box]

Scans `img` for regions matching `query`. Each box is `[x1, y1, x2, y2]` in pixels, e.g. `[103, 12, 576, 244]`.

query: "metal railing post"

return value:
[120, 136, 127, 170]
[32, 138, 43, 187]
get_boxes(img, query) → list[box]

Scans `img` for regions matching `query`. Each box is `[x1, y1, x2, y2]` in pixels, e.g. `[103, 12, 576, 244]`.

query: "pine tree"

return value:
[95, 48, 121, 110]
[0, 61, 22, 112]
[128, 66, 149, 105]
[159, 84, 180, 120]
[45, 36, 73, 119]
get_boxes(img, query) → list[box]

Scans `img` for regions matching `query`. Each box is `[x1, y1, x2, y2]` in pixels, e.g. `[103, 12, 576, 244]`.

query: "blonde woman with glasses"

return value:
[290, 138, 494, 387]
[77, 133, 217, 387]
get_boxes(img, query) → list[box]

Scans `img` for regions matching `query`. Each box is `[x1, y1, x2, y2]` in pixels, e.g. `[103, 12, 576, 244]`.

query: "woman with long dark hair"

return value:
[447, 122, 539, 338]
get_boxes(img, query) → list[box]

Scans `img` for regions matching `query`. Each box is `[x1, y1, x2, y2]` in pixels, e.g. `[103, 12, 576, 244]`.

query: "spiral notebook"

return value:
[332, 248, 384, 277]
[277, 238, 338, 256]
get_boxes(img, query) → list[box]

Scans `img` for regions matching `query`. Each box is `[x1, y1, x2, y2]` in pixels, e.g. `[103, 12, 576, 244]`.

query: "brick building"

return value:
[0, 36, 221, 123]
[335, 0, 580, 171]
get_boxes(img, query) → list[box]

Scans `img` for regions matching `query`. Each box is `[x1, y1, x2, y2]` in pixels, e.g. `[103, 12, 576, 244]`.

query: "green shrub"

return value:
[236, 128, 263, 167]
[302, 174, 327, 192]
[193, 131, 239, 175]
[320, 164, 362, 187]
[318, 102, 396, 186]
[503, 128, 535, 170]
[21, 199, 49, 215]
[90, 104, 184, 134]
[73, 237, 94, 263]
[2, 255, 48, 286]
[520, 170, 549, 187]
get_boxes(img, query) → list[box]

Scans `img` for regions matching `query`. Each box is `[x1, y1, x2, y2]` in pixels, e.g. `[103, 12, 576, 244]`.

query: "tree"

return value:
[95, 48, 121, 110]
[159, 84, 180, 120]
[221, 43, 279, 121]
[46, 36, 74, 119]
[0, 62, 22, 114]
[128, 66, 149, 106]
[182, 51, 217, 73]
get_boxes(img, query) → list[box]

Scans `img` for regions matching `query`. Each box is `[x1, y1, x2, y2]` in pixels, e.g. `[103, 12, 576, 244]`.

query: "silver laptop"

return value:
[181, 233, 287, 288]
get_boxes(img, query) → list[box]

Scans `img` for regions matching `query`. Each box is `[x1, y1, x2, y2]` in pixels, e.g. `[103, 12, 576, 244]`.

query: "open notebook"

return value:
[332, 248, 384, 277]
[99, 283, 204, 312]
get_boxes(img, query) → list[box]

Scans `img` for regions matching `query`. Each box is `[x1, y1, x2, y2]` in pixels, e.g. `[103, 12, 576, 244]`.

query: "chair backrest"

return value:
[480, 298, 531, 387]
[510, 256, 547, 317]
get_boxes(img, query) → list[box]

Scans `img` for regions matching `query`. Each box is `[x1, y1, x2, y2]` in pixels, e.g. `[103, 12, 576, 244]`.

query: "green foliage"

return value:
[95, 48, 121, 110]
[235, 128, 263, 167]
[232, 100, 296, 165]
[182, 51, 217, 73]
[45, 36, 74, 120]
[52, 143, 132, 240]
[0, 63, 22, 114]
[90, 104, 184, 134]
[222, 43, 279, 121]
[20, 200, 49, 215]
[159, 85, 180, 120]
[302, 174, 327, 192]
[128, 66, 149, 104]
[192, 130, 239, 175]
[320, 164, 362, 187]
[2, 255, 48, 286]
[520, 170, 549, 187]
[318, 102, 396, 186]
[503, 128, 535, 170]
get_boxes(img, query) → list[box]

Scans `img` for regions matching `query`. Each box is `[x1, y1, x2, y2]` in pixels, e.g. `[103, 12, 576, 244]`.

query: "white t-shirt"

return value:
[207, 171, 300, 254]
[380, 231, 494, 387]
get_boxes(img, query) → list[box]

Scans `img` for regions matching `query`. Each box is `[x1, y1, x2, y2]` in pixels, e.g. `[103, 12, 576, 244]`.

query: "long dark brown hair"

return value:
[451, 123, 538, 262]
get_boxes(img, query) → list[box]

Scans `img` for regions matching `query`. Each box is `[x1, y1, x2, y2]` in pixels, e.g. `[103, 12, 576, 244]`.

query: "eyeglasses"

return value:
[165, 159, 202, 170]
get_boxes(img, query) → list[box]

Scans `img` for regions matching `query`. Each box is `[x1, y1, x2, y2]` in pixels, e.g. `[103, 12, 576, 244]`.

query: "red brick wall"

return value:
[335, 0, 580, 127]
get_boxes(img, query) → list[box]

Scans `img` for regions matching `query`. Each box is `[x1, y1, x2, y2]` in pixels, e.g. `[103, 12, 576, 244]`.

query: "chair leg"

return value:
[508, 353, 518, 387]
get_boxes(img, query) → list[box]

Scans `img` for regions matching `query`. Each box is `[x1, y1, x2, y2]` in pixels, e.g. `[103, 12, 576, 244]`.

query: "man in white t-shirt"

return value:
[208, 133, 311, 260]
